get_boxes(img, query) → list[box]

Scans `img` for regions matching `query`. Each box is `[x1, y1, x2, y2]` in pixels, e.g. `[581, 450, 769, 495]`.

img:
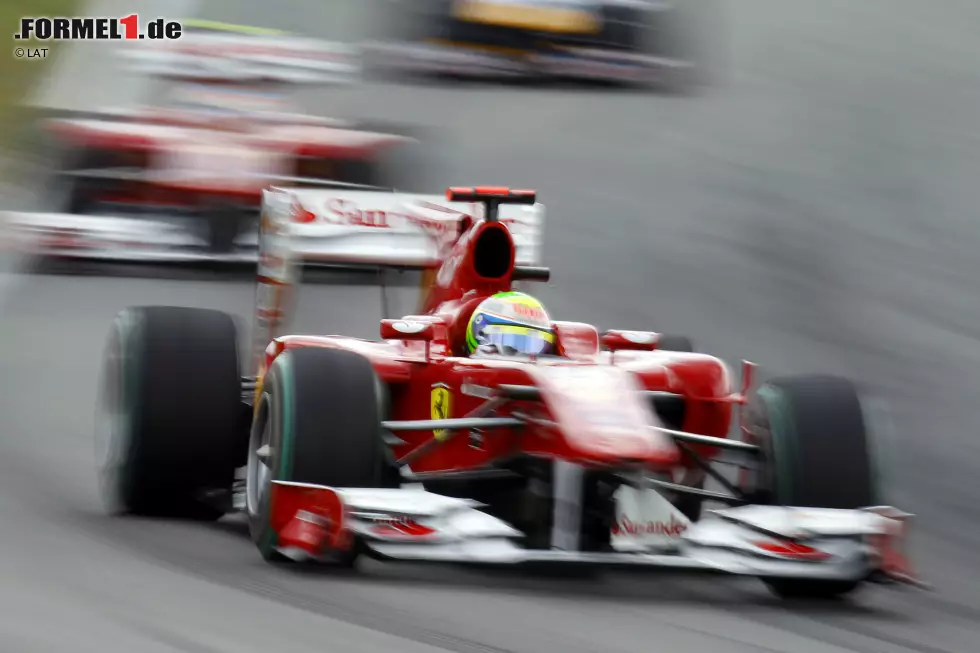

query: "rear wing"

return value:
[121, 26, 360, 85]
[250, 186, 546, 373]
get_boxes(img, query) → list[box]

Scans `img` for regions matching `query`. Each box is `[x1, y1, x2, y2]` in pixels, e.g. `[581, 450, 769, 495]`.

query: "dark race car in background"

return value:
[365, 0, 709, 89]
[4, 22, 437, 264]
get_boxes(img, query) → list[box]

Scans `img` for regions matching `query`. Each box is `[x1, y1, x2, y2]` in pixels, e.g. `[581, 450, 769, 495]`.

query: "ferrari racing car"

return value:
[5, 23, 433, 263]
[366, 0, 701, 88]
[96, 185, 921, 598]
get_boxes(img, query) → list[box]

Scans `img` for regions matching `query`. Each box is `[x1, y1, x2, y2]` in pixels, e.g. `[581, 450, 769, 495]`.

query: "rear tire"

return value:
[246, 347, 396, 562]
[742, 375, 878, 599]
[202, 204, 251, 254]
[96, 306, 242, 519]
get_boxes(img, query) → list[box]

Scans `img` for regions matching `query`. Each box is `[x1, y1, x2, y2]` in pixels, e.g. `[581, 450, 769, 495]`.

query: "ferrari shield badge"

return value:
[430, 383, 452, 440]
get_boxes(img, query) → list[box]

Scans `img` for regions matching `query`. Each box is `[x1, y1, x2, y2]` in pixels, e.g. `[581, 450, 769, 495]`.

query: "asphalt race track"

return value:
[3, 0, 980, 651]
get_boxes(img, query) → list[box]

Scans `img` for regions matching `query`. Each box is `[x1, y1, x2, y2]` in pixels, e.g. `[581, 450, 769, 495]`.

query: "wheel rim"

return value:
[246, 401, 273, 518]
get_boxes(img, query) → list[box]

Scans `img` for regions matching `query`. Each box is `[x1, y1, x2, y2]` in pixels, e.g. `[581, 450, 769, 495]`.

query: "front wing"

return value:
[269, 481, 921, 587]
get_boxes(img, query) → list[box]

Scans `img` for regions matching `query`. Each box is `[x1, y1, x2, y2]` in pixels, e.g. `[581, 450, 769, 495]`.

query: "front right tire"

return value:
[741, 374, 879, 599]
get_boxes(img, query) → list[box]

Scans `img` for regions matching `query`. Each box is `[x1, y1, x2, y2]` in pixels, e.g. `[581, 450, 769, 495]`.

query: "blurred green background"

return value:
[0, 0, 79, 164]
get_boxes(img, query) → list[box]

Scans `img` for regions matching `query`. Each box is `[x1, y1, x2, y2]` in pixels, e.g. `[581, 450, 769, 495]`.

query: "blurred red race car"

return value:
[96, 186, 921, 599]
[7, 24, 433, 261]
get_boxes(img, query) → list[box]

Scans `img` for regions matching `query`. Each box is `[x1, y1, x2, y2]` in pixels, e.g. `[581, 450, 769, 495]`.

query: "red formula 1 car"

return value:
[6, 26, 431, 262]
[96, 186, 922, 599]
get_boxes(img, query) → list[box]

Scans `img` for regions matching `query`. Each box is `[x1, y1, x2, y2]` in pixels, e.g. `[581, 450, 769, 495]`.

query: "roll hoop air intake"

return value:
[446, 186, 549, 282]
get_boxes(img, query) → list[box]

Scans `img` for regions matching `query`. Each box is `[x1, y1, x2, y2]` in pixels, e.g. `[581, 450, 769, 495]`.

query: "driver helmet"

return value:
[466, 291, 555, 356]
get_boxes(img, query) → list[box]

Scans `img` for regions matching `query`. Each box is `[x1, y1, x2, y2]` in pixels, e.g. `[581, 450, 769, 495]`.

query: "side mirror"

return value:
[600, 330, 660, 352]
[380, 318, 435, 341]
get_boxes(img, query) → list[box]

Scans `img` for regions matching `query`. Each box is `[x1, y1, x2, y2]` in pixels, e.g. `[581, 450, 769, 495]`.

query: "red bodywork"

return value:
[49, 108, 413, 204]
[256, 187, 749, 476]
[254, 189, 924, 584]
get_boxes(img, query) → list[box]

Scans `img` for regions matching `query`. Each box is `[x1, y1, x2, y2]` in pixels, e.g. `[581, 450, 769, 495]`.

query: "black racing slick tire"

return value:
[96, 306, 242, 520]
[742, 375, 879, 599]
[246, 347, 396, 563]
[203, 204, 249, 254]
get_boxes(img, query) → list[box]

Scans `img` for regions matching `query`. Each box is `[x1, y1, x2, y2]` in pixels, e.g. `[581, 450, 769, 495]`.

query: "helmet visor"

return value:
[481, 324, 554, 356]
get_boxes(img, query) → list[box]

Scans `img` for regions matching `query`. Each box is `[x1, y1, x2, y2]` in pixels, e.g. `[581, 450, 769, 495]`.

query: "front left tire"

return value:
[246, 347, 397, 562]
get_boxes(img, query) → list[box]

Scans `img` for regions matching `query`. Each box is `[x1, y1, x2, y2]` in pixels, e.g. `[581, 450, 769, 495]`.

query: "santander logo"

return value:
[612, 514, 688, 538]
[325, 198, 391, 228]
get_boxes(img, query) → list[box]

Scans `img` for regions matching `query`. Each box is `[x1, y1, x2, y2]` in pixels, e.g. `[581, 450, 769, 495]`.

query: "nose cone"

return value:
[530, 365, 680, 467]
